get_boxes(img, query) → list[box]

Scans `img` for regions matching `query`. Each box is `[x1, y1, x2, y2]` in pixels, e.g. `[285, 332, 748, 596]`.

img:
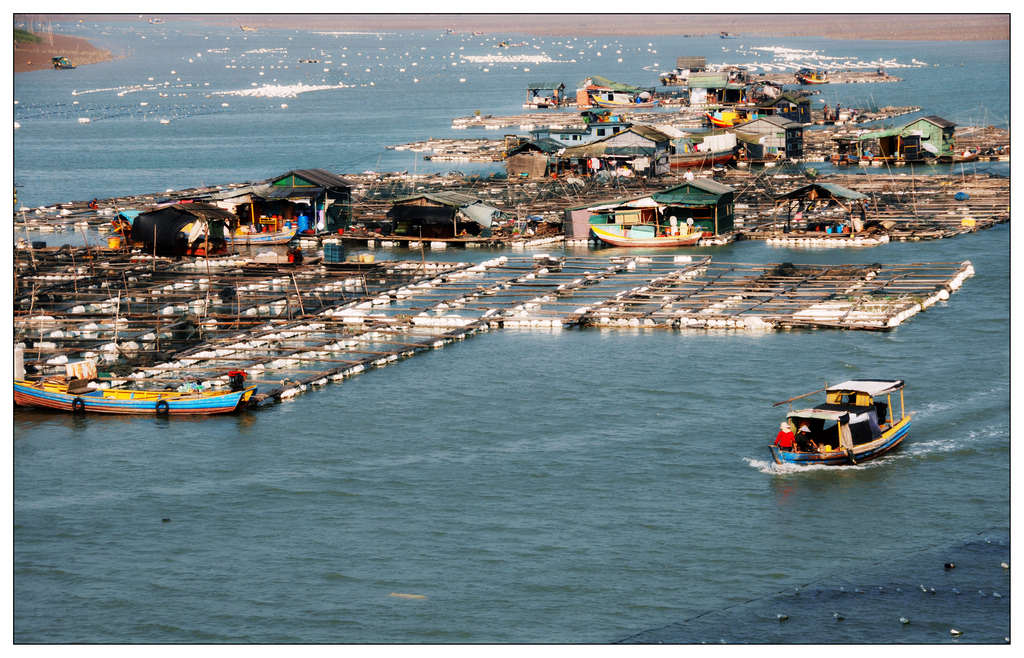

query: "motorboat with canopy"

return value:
[770, 379, 910, 465]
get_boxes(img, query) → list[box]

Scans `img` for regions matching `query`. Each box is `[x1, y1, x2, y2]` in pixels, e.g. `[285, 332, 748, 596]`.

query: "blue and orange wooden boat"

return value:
[14, 377, 257, 416]
[769, 379, 910, 465]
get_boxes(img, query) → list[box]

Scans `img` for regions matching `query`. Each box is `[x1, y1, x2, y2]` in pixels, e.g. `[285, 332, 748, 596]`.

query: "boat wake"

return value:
[72, 84, 160, 96]
[900, 423, 1007, 458]
[743, 456, 880, 474]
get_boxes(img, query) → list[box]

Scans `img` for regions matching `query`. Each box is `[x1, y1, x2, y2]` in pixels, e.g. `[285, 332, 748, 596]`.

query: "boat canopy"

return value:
[826, 379, 904, 396]
[789, 408, 849, 423]
[585, 75, 646, 93]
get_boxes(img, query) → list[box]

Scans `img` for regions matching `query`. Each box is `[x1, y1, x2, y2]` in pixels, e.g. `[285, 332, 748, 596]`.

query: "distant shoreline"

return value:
[36, 13, 1009, 41]
[14, 33, 115, 73]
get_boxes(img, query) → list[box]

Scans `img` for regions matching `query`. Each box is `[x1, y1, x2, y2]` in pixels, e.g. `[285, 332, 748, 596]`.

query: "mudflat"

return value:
[14, 32, 114, 73]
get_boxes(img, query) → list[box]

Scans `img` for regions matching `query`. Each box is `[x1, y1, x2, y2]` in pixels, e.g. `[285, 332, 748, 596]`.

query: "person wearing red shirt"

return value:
[775, 422, 795, 450]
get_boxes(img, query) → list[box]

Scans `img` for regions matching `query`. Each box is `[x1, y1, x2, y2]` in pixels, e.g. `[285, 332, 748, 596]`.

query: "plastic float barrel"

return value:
[297, 214, 310, 233]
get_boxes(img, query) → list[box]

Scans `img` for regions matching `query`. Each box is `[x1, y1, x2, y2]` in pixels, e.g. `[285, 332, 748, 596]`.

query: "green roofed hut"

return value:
[651, 179, 736, 235]
[855, 115, 957, 163]
[686, 72, 749, 106]
[561, 178, 736, 240]
[773, 182, 869, 234]
[205, 168, 353, 234]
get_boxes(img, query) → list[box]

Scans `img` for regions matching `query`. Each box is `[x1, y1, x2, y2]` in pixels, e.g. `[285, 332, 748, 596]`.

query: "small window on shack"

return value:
[597, 128, 606, 136]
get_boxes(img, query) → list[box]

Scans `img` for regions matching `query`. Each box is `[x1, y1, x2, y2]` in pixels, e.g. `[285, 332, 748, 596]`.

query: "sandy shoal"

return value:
[14, 33, 114, 73]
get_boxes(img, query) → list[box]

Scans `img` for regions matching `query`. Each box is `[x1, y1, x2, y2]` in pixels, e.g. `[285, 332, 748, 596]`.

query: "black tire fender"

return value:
[155, 399, 170, 416]
[71, 397, 86, 413]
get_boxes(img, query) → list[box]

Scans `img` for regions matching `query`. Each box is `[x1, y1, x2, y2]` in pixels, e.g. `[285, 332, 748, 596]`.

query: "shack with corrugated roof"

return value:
[204, 168, 352, 234]
[856, 115, 956, 162]
[734, 116, 804, 158]
[386, 192, 502, 239]
[773, 182, 870, 234]
[557, 125, 673, 176]
[756, 92, 812, 124]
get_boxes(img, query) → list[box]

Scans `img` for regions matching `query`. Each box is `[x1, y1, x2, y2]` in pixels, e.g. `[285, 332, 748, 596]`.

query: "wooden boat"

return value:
[769, 379, 910, 466]
[226, 226, 298, 245]
[795, 69, 829, 84]
[14, 377, 257, 416]
[670, 147, 735, 169]
[593, 96, 659, 109]
[938, 150, 981, 164]
[590, 223, 702, 247]
[706, 112, 734, 128]
[705, 109, 756, 128]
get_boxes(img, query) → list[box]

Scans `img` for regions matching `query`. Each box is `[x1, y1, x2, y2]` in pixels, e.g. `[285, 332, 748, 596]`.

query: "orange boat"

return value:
[705, 109, 757, 128]
[795, 68, 829, 84]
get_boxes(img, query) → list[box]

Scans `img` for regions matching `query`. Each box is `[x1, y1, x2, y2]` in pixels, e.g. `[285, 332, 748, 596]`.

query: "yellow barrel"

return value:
[107, 236, 122, 249]
[359, 254, 375, 264]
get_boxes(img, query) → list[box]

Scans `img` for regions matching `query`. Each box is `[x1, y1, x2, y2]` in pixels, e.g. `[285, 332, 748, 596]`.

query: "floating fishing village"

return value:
[12, 14, 1009, 645]
[14, 47, 1007, 410]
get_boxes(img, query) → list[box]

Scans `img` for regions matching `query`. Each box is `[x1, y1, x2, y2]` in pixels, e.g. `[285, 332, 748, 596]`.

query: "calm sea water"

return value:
[13, 20, 1009, 643]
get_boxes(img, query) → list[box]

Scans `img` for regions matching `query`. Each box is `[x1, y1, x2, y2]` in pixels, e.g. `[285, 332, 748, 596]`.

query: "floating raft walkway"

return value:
[15, 251, 974, 406]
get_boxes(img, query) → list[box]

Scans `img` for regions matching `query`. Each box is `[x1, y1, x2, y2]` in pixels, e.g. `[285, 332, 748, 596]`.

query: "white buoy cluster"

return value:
[765, 235, 890, 248]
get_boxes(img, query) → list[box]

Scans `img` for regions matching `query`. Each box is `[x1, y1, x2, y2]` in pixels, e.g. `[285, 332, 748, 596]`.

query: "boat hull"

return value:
[590, 224, 702, 248]
[938, 153, 981, 164]
[14, 380, 257, 416]
[769, 415, 911, 466]
[227, 227, 299, 245]
[593, 98, 659, 109]
[669, 149, 735, 169]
